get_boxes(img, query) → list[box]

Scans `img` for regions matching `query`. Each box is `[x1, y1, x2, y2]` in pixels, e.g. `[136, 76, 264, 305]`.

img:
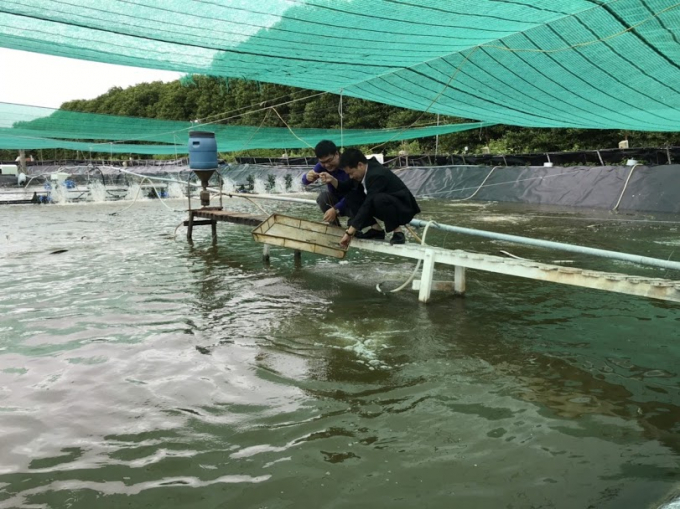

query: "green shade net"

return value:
[0, 133, 181, 154]
[1, 0, 680, 131]
[0, 102, 492, 154]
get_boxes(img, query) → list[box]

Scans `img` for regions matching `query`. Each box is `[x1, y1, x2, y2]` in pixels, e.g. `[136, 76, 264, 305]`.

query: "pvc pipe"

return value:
[116, 167, 317, 205]
[217, 192, 316, 205]
[113, 166, 187, 184]
[409, 218, 680, 272]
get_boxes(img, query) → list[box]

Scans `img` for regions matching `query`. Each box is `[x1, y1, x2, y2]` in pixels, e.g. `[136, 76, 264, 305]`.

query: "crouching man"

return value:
[335, 148, 420, 248]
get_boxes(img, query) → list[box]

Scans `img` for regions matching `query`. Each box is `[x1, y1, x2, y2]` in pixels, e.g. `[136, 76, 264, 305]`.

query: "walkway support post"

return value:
[419, 251, 436, 302]
[454, 266, 466, 295]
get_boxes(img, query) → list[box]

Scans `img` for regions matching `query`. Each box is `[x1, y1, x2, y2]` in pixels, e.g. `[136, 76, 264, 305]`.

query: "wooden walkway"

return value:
[185, 207, 266, 242]
[184, 207, 680, 305]
[351, 238, 680, 303]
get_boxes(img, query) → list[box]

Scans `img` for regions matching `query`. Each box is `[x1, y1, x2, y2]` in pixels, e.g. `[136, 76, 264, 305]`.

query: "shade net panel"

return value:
[2, 1, 680, 130]
[0, 103, 492, 154]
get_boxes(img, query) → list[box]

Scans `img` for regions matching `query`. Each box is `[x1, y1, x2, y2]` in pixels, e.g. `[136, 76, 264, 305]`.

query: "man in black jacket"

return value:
[328, 148, 420, 247]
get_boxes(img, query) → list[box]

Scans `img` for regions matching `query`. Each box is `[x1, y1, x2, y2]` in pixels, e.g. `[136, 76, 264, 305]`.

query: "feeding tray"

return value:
[252, 214, 347, 259]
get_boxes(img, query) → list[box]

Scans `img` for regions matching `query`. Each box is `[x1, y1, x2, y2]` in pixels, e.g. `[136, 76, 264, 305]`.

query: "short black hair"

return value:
[314, 140, 338, 159]
[339, 148, 367, 168]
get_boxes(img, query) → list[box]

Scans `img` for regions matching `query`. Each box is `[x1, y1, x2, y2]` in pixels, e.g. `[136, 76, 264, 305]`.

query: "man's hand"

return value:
[340, 227, 355, 248]
[319, 172, 338, 188]
[323, 207, 338, 223]
[340, 233, 352, 248]
[306, 170, 319, 182]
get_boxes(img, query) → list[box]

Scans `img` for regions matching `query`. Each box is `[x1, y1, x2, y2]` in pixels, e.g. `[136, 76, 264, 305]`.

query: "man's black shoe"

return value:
[354, 228, 386, 240]
[390, 231, 406, 245]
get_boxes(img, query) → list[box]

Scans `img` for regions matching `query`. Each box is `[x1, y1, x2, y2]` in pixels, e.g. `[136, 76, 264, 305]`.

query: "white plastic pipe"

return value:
[116, 167, 317, 205]
[409, 218, 680, 272]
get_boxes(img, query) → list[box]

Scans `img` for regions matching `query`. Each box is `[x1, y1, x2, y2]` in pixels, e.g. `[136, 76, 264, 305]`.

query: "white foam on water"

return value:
[287, 176, 305, 193]
[166, 181, 186, 198]
[88, 181, 107, 202]
[654, 239, 680, 246]
[250, 175, 303, 195]
[252, 178, 267, 194]
[273, 175, 289, 193]
[444, 201, 489, 208]
[266, 174, 304, 194]
[220, 178, 237, 195]
[477, 215, 529, 224]
[315, 323, 392, 370]
[125, 183, 143, 201]
[49, 183, 68, 204]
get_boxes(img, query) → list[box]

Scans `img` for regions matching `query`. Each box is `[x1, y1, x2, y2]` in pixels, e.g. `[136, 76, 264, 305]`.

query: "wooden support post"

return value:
[187, 211, 194, 242]
[263, 244, 271, 263]
[454, 266, 466, 295]
[294, 249, 302, 268]
[418, 251, 435, 303]
[211, 219, 217, 245]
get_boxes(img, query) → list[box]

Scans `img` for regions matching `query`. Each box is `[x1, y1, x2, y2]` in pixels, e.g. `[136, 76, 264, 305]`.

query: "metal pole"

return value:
[409, 219, 680, 272]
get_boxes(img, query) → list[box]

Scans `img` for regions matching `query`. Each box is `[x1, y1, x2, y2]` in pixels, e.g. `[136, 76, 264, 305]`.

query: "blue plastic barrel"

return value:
[188, 131, 218, 169]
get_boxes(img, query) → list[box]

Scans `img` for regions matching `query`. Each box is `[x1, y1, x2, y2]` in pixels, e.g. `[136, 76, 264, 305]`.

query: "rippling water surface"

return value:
[1, 197, 679, 509]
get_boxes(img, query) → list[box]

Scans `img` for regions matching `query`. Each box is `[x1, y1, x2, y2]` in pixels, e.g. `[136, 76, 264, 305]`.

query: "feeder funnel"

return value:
[194, 170, 215, 207]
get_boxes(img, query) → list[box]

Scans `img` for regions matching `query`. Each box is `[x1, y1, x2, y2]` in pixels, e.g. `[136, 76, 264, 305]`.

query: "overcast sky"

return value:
[0, 48, 183, 109]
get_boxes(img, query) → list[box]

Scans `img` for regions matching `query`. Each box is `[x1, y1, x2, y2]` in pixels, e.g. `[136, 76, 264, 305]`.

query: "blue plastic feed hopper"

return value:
[188, 131, 218, 170]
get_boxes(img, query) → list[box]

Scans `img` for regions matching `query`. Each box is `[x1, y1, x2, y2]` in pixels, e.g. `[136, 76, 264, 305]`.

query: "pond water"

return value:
[0, 197, 679, 508]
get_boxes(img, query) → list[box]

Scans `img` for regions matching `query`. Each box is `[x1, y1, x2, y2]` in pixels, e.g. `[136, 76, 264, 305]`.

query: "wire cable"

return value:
[376, 220, 437, 294]
[449, 165, 500, 201]
[270, 107, 314, 148]
[612, 164, 639, 211]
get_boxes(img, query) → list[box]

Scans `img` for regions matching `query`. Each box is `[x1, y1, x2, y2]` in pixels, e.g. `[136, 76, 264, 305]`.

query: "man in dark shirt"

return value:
[301, 140, 350, 226]
[334, 148, 420, 247]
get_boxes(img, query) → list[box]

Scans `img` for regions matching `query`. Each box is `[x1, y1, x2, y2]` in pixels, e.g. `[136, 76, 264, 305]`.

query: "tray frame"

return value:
[252, 214, 348, 259]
